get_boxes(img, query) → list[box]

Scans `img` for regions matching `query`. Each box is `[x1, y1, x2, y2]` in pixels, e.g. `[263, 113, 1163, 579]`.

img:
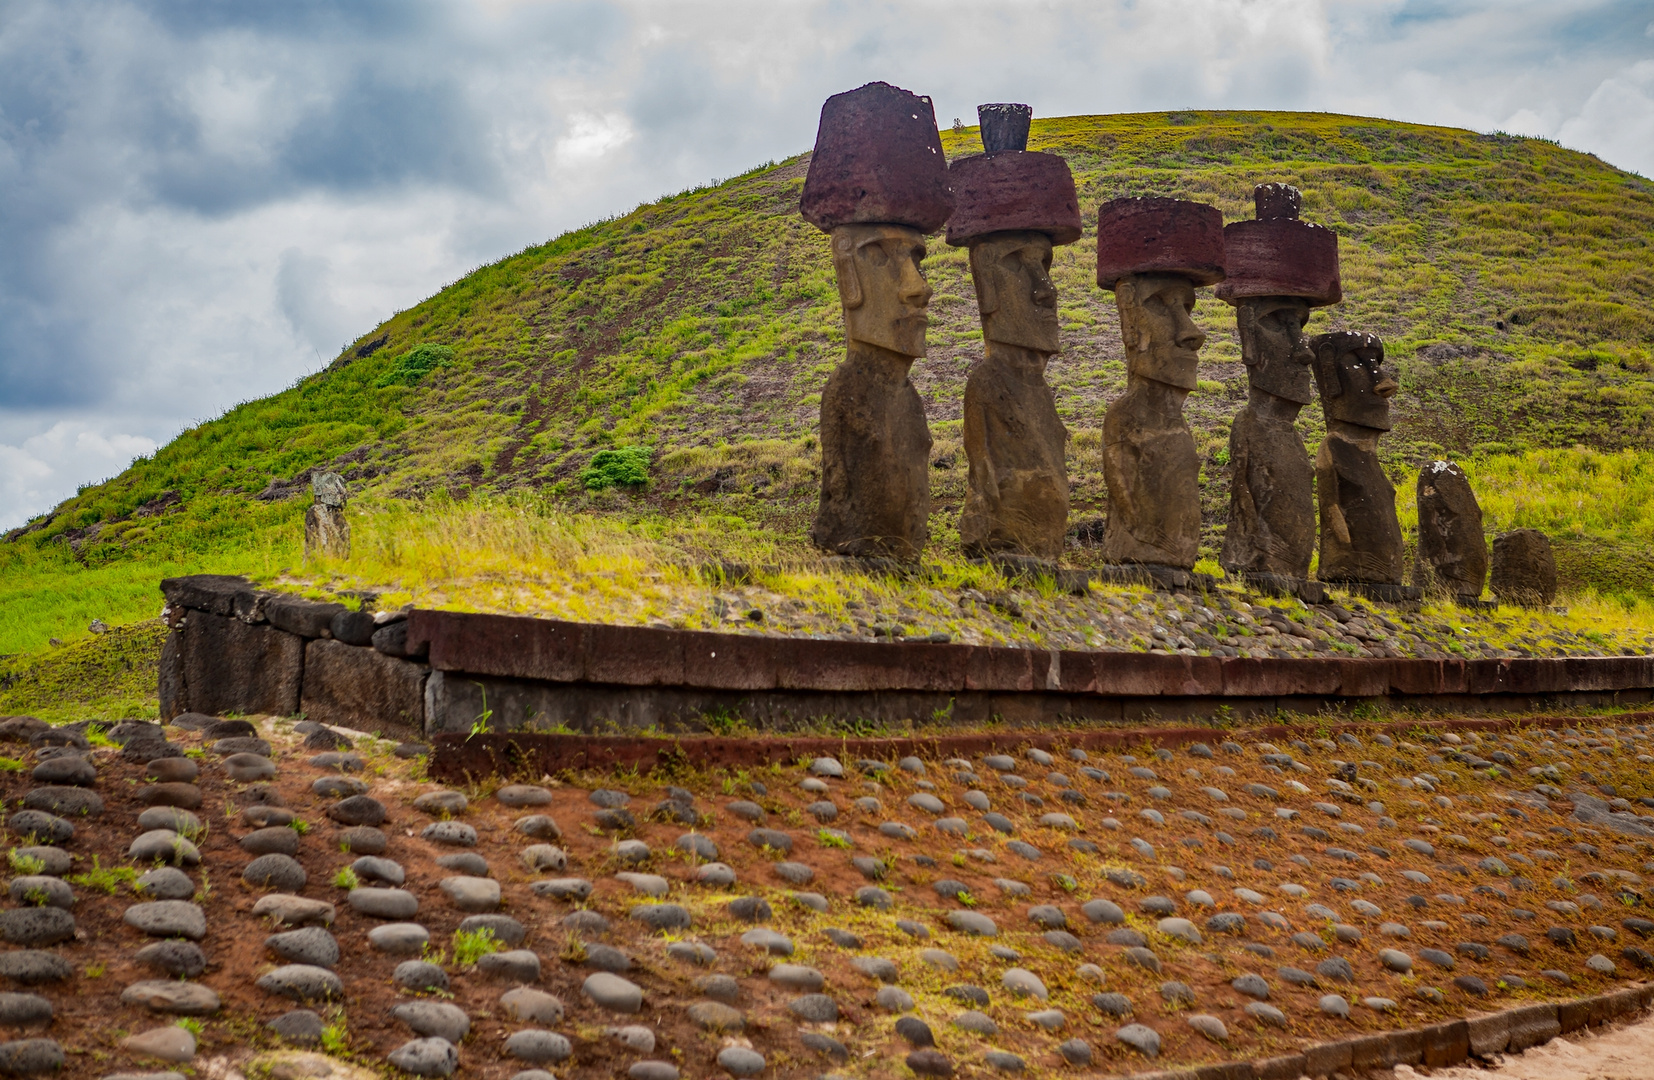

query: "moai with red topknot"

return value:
[946, 104, 1083, 561]
[800, 82, 954, 562]
[1213, 183, 1341, 601]
[1095, 197, 1227, 578]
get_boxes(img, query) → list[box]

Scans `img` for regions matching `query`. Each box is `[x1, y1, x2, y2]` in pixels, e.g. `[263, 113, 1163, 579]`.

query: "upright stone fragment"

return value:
[304, 472, 350, 560]
[948, 105, 1081, 560]
[1311, 330, 1415, 600]
[1491, 528, 1558, 606]
[1095, 197, 1226, 570]
[1215, 184, 1339, 594]
[1415, 460, 1488, 601]
[802, 82, 953, 561]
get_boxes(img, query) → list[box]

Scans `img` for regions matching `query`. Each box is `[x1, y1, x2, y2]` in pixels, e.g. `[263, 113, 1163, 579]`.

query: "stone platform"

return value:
[160, 576, 1654, 736]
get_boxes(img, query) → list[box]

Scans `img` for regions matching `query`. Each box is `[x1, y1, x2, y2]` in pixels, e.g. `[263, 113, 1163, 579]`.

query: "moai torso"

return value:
[304, 471, 350, 560]
[1101, 273, 1205, 568]
[1311, 332, 1403, 584]
[1220, 297, 1316, 578]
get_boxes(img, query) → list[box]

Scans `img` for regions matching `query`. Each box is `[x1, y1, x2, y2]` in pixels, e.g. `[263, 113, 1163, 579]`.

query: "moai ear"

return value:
[969, 245, 999, 316]
[1115, 275, 1149, 352]
[832, 232, 863, 310]
[1315, 339, 1344, 398]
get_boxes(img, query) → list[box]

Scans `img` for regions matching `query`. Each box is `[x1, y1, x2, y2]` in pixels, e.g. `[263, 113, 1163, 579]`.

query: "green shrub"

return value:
[580, 447, 651, 490]
[376, 344, 456, 387]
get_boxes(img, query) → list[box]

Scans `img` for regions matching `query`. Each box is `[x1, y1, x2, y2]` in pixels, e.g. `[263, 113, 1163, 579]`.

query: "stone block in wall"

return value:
[1347, 1033, 1395, 1070]
[159, 630, 185, 719]
[1420, 1020, 1469, 1067]
[1252, 1055, 1306, 1080]
[178, 610, 303, 717]
[1504, 1003, 1560, 1052]
[301, 639, 428, 736]
[266, 595, 347, 638]
[1464, 1010, 1509, 1056]
[371, 620, 426, 660]
[160, 574, 257, 618]
[1302, 1040, 1352, 1077]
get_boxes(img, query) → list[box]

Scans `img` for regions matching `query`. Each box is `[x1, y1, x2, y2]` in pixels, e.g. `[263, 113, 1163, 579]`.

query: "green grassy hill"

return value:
[5, 109, 1654, 682]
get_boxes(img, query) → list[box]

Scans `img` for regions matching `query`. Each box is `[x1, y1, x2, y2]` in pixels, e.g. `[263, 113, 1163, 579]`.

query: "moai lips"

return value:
[803, 83, 953, 562]
[949, 106, 1081, 560]
[1216, 185, 1338, 592]
[1416, 461, 1489, 602]
[1095, 198, 1226, 571]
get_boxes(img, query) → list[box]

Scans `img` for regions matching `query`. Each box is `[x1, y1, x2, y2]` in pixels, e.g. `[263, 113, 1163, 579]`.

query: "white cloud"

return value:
[0, 421, 157, 530]
[1558, 60, 1654, 176]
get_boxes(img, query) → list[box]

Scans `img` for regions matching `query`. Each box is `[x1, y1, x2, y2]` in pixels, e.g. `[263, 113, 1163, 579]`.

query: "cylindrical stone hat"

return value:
[1214, 184, 1342, 306]
[1095, 197, 1226, 290]
[945, 151, 1082, 247]
[799, 81, 954, 235]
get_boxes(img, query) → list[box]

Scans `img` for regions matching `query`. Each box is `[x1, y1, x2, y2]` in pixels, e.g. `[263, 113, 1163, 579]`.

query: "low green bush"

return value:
[580, 447, 651, 490]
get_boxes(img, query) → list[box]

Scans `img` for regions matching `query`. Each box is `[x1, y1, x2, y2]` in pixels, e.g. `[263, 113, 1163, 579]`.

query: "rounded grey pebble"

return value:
[257, 964, 343, 1002]
[134, 940, 206, 978]
[435, 852, 489, 876]
[123, 901, 203, 941]
[268, 1009, 324, 1045]
[128, 830, 199, 866]
[7, 849, 69, 878]
[421, 821, 477, 846]
[985, 1050, 1026, 1072]
[875, 985, 914, 1012]
[1058, 1038, 1092, 1066]
[6, 878, 71, 911]
[349, 887, 419, 919]
[389, 1001, 472, 1043]
[351, 856, 405, 886]
[515, 814, 562, 841]
[666, 941, 717, 965]
[393, 960, 450, 993]
[368, 923, 429, 955]
[630, 904, 690, 931]
[503, 1030, 572, 1064]
[266, 927, 339, 968]
[1116, 1023, 1161, 1058]
[0, 994, 51, 1026]
[458, 913, 524, 946]
[242, 853, 306, 892]
[387, 1037, 458, 1077]
[583, 972, 643, 1013]
[6, 812, 70, 845]
[954, 1010, 998, 1035]
[477, 950, 540, 982]
[629, 1063, 679, 1080]
[0, 1038, 63, 1074]
[531, 877, 592, 900]
[1246, 1001, 1288, 1027]
[1319, 994, 1350, 1017]
[788, 994, 838, 1022]
[135, 868, 195, 900]
[132, 812, 201, 840]
[716, 1047, 766, 1077]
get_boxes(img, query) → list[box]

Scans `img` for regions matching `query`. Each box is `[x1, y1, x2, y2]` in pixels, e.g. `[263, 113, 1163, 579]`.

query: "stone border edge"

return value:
[1121, 984, 1651, 1080]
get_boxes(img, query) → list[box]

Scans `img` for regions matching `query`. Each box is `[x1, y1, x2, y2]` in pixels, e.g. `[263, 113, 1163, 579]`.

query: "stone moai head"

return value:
[312, 472, 347, 508]
[1311, 331, 1396, 430]
[1215, 183, 1341, 405]
[831, 224, 934, 358]
[801, 82, 953, 358]
[1096, 197, 1226, 390]
[945, 107, 1082, 357]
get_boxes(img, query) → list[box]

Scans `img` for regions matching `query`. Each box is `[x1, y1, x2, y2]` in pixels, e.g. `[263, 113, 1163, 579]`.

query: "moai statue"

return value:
[800, 82, 953, 561]
[1213, 183, 1341, 597]
[946, 104, 1082, 560]
[1095, 198, 1226, 572]
[1310, 331, 1417, 599]
[1416, 460, 1489, 602]
[305, 472, 350, 559]
[1491, 528, 1557, 606]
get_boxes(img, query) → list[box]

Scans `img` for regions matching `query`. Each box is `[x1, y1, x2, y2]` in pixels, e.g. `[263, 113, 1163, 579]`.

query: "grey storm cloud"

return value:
[0, 0, 1651, 528]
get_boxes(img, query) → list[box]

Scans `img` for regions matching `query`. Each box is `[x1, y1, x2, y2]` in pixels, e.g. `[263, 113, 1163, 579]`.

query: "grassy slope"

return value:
[4, 110, 1654, 680]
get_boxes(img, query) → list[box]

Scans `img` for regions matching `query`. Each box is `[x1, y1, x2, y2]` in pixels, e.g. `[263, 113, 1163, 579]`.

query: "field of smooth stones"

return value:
[6, 714, 1654, 1080]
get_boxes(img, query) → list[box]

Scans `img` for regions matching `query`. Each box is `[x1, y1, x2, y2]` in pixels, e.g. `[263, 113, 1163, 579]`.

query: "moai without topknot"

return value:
[1213, 183, 1341, 599]
[1095, 198, 1227, 573]
[1311, 331, 1418, 600]
[1416, 460, 1489, 603]
[304, 472, 350, 560]
[800, 82, 954, 562]
[947, 104, 1083, 560]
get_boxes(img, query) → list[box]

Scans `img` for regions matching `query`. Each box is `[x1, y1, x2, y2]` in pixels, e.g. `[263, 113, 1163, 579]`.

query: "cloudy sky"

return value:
[2, 0, 1651, 529]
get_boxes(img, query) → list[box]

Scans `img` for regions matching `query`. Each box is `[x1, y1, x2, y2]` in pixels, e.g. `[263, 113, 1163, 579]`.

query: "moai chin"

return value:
[1095, 198, 1226, 570]
[800, 82, 954, 562]
[1416, 460, 1488, 602]
[304, 472, 350, 560]
[1311, 331, 1408, 589]
[946, 105, 1083, 560]
[1213, 184, 1342, 587]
